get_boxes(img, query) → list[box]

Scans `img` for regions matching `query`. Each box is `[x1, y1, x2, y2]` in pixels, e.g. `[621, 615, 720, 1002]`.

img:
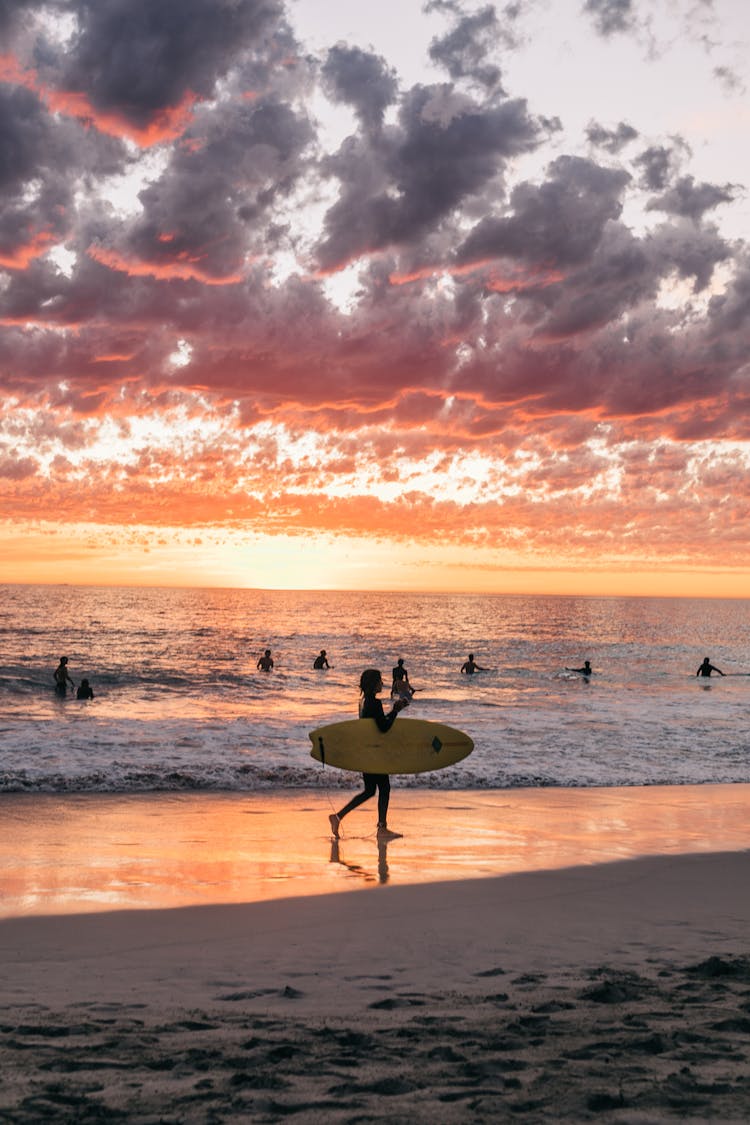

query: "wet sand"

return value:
[1, 783, 748, 916]
[1, 787, 749, 1121]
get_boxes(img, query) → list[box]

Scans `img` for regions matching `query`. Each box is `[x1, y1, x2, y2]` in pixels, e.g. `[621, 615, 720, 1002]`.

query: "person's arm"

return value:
[362, 697, 404, 732]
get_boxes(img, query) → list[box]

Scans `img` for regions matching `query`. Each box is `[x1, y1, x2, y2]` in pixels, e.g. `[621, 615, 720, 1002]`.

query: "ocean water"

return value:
[1, 585, 748, 793]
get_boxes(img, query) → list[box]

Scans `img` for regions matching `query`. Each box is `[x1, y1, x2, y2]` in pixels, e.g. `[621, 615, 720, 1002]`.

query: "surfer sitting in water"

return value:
[460, 653, 486, 675]
[257, 649, 274, 672]
[53, 656, 75, 697]
[313, 650, 331, 669]
[566, 660, 592, 676]
[329, 668, 409, 842]
[697, 657, 724, 677]
[76, 678, 94, 700]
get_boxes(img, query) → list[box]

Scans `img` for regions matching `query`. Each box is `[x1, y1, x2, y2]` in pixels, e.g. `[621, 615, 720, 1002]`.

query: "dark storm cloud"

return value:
[428, 5, 504, 90]
[456, 156, 630, 269]
[582, 0, 637, 37]
[316, 85, 543, 271]
[57, 0, 283, 128]
[647, 175, 736, 221]
[321, 44, 398, 130]
[586, 120, 638, 153]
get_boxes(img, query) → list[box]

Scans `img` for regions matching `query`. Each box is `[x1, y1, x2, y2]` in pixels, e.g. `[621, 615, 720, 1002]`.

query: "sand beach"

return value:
[1, 786, 749, 1122]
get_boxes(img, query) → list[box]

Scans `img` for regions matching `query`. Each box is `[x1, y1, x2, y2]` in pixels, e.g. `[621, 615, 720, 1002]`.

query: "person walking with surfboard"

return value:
[329, 669, 409, 841]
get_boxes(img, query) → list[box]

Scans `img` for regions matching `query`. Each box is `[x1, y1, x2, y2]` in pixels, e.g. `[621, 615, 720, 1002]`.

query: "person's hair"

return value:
[359, 668, 382, 696]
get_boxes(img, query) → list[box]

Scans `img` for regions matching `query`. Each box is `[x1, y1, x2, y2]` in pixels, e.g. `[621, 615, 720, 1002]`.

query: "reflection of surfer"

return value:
[460, 653, 486, 675]
[313, 649, 331, 669]
[329, 669, 409, 842]
[566, 660, 592, 677]
[329, 838, 390, 885]
[257, 648, 274, 672]
[53, 656, 75, 697]
[697, 657, 724, 677]
[391, 657, 415, 699]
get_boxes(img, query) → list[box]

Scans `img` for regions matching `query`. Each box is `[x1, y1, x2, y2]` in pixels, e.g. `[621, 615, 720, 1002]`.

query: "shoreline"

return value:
[1, 782, 749, 918]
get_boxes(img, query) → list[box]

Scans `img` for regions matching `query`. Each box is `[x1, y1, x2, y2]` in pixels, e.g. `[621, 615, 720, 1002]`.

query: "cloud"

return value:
[321, 44, 398, 130]
[646, 175, 737, 221]
[316, 84, 544, 272]
[582, 0, 638, 38]
[586, 120, 638, 154]
[428, 4, 506, 90]
[56, 0, 284, 135]
[0, 0, 749, 580]
[456, 155, 630, 270]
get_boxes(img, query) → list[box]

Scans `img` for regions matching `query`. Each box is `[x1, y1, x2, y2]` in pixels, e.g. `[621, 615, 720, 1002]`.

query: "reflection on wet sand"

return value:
[330, 838, 390, 885]
[2, 784, 749, 917]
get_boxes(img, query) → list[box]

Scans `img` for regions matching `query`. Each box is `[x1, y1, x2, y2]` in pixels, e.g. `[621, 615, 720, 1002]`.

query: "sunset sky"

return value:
[1, 0, 749, 595]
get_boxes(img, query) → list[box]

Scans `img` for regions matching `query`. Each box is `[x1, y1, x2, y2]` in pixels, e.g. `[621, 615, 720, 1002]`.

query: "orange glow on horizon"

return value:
[0, 522, 747, 600]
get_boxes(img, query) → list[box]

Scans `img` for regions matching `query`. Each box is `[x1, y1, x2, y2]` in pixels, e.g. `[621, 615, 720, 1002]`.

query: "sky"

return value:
[1, 0, 749, 595]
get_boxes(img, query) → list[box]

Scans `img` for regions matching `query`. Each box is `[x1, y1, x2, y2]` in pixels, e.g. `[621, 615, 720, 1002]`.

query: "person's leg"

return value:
[330, 775, 377, 836]
[376, 776, 402, 838]
[376, 775, 390, 827]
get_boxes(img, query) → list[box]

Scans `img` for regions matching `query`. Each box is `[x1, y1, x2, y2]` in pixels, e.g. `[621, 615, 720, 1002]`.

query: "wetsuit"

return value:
[335, 695, 397, 824]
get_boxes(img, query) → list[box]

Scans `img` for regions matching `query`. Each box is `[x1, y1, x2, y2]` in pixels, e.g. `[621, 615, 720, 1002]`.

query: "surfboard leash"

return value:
[315, 734, 348, 835]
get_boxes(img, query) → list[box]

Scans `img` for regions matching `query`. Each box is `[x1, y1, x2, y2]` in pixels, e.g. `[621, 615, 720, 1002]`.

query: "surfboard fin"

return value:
[431, 736, 443, 754]
[317, 736, 326, 765]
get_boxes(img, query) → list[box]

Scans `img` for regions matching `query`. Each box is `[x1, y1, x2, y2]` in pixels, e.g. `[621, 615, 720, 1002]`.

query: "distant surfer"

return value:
[391, 657, 415, 699]
[257, 648, 274, 672]
[566, 660, 592, 677]
[76, 678, 94, 700]
[329, 668, 409, 842]
[313, 649, 331, 669]
[53, 656, 74, 697]
[696, 657, 724, 677]
[461, 653, 486, 675]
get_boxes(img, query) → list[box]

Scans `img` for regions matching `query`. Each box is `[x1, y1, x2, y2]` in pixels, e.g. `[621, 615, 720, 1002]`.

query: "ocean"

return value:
[1, 585, 748, 794]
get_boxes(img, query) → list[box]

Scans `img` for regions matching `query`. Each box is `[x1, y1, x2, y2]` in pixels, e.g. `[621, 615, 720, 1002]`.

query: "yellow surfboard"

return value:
[309, 717, 474, 775]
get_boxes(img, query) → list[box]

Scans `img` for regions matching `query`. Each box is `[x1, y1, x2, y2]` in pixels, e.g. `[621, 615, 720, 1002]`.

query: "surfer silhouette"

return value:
[257, 649, 274, 672]
[53, 656, 74, 697]
[313, 650, 331, 669]
[696, 657, 724, 677]
[329, 668, 408, 842]
[76, 678, 94, 700]
[460, 653, 486, 675]
[566, 660, 592, 677]
[390, 657, 414, 699]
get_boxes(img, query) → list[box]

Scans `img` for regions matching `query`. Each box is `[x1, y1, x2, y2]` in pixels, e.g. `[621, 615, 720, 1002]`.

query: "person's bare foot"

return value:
[329, 813, 341, 838]
[377, 825, 402, 840]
